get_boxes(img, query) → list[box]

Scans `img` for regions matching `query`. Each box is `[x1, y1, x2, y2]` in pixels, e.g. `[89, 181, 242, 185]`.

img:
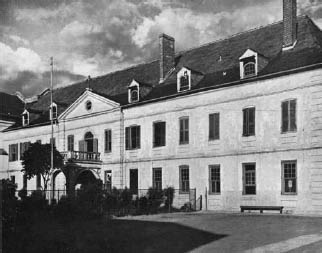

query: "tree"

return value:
[21, 142, 63, 191]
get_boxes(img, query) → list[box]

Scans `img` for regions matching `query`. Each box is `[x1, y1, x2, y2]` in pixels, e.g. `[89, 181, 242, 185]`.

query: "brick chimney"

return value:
[283, 0, 297, 49]
[159, 33, 175, 83]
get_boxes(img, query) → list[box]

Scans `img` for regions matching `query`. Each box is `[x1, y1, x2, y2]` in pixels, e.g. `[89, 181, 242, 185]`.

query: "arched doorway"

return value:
[75, 169, 98, 190]
[52, 170, 66, 201]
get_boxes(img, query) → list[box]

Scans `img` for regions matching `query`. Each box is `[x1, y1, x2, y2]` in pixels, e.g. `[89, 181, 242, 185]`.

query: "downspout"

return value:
[120, 108, 125, 189]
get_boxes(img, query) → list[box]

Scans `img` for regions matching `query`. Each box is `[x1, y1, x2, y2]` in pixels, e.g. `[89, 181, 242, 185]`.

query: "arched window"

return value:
[22, 111, 29, 126]
[244, 62, 256, 77]
[131, 89, 138, 102]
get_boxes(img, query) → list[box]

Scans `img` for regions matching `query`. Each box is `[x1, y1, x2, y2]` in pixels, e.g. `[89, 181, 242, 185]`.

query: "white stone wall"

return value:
[122, 68, 322, 214]
[1, 68, 322, 214]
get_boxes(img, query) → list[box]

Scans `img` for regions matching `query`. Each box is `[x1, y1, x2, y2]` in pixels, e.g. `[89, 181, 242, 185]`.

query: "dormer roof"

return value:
[3, 15, 322, 130]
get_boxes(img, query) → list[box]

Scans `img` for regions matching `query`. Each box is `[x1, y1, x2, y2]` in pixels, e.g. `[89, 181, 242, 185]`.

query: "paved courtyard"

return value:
[120, 212, 322, 252]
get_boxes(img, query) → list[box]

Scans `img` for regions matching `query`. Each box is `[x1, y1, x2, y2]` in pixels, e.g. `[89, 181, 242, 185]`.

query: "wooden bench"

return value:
[240, 205, 284, 214]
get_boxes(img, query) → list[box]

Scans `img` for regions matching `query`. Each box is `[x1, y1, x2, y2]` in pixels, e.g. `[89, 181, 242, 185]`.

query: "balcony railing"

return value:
[61, 151, 101, 163]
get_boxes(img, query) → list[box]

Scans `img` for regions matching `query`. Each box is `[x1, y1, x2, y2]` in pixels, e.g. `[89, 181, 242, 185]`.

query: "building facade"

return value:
[1, 0, 322, 214]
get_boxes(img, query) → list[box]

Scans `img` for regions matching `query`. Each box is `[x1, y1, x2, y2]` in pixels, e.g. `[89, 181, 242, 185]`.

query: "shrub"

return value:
[163, 187, 174, 210]
[147, 188, 164, 214]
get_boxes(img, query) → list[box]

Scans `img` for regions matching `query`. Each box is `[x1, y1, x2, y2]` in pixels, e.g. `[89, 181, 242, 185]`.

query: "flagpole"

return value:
[50, 57, 54, 199]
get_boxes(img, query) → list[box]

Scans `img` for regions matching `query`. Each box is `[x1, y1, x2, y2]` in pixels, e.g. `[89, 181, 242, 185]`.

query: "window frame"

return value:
[152, 167, 162, 190]
[209, 165, 221, 194]
[125, 125, 141, 150]
[242, 107, 255, 137]
[209, 113, 220, 141]
[243, 62, 256, 78]
[22, 112, 29, 126]
[179, 165, 190, 194]
[281, 160, 297, 195]
[242, 163, 256, 195]
[104, 129, 112, 153]
[20, 142, 31, 160]
[67, 135, 74, 152]
[179, 117, 189, 145]
[9, 144, 18, 162]
[153, 121, 166, 148]
[281, 99, 297, 133]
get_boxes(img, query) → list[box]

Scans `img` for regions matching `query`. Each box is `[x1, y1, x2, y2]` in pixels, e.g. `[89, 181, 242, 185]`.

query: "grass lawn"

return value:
[4, 212, 322, 252]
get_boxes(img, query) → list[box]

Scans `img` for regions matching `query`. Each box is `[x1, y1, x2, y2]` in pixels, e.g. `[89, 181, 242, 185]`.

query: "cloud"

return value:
[0, 42, 45, 79]
[1, 0, 322, 98]
[131, 3, 280, 53]
[0, 70, 85, 97]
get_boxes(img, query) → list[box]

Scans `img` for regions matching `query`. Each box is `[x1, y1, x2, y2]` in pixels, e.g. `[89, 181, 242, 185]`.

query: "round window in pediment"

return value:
[86, 100, 92, 111]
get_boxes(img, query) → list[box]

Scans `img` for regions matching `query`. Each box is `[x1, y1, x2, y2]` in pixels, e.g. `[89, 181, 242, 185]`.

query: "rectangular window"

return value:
[282, 160, 297, 194]
[179, 165, 189, 194]
[10, 176, 15, 184]
[125, 126, 140, 150]
[9, 144, 18, 162]
[67, 135, 74, 151]
[153, 122, 166, 147]
[20, 142, 30, 160]
[153, 168, 162, 190]
[243, 163, 256, 195]
[209, 165, 221, 194]
[129, 169, 138, 194]
[23, 174, 28, 189]
[36, 174, 41, 189]
[243, 107, 255, 136]
[105, 129, 112, 152]
[282, 99, 297, 133]
[104, 170, 112, 192]
[209, 113, 220, 140]
[179, 117, 189, 144]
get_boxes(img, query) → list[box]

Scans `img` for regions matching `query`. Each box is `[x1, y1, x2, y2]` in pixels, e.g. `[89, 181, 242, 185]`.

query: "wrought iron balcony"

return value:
[61, 151, 101, 163]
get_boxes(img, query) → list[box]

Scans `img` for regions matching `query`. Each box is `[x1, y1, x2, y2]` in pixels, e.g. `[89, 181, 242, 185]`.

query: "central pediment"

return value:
[59, 89, 120, 120]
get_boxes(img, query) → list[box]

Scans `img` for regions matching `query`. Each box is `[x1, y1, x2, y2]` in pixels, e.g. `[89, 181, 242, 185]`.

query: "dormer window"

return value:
[22, 110, 29, 126]
[244, 61, 256, 77]
[50, 103, 57, 120]
[128, 80, 140, 103]
[177, 67, 191, 92]
[239, 49, 268, 80]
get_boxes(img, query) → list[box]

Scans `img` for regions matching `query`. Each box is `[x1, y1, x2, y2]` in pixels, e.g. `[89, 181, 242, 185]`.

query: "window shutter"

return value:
[243, 109, 247, 136]
[20, 143, 23, 159]
[137, 126, 141, 148]
[104, 131, 108, 151]
[93, 138, 98, 153]
[186, 118, 189, 143]
[125, 127, 130, 150]
[249, 108, 255, 135]
[290, 100, 296, 131]
[179, 167, 182, 191]
[209, 114, 214, 140]
[282, 101, 289, 132]
[79, 140, 85, 152]
[214, 113, 220, 139]
[162, 122, 166, 146]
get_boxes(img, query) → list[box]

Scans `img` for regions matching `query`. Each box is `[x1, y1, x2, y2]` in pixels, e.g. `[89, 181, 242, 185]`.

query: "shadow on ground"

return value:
[5, 218, 226, 253]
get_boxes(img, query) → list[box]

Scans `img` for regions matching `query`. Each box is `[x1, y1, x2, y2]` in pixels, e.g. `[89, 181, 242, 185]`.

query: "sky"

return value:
[0, 0, 322, 97]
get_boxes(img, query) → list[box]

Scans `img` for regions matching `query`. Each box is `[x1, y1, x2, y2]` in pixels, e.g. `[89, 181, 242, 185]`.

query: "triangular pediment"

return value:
[59, 89, 120, 120]
[239, 49, 257, 60]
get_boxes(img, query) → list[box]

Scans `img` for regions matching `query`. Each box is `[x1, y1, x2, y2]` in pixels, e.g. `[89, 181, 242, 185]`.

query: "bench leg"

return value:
[260, 209, 263, 214]
[280, 209, 282, 214]
[241, 209, 244, 213]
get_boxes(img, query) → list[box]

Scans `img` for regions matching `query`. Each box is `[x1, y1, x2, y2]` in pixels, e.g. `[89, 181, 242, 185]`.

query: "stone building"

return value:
[1, 0, 322, 214]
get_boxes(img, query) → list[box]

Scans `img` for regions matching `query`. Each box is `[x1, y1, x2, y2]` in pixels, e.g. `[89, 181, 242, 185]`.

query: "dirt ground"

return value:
[5, 211, 322, 252]
[120, 211, 322, 252]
